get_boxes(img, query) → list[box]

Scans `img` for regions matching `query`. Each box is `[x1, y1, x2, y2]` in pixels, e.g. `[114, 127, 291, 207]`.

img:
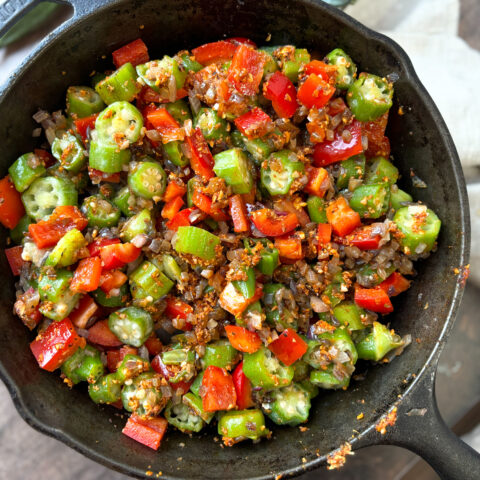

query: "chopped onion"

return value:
[32, 127, 42, 137]
[146, 129, 162, 142]
[45, 127, 56, 145]
[131, 234, 149, 248]
[32, 109, 49, 123]
[311, 296, 329, 313]
[168, 74, 177, 102]
[188, 91, 201, 115]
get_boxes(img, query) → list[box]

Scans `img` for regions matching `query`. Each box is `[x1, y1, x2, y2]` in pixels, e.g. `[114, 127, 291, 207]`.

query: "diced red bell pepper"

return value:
[303, 60, 337, 81]
[317, 223, 332, 246]
[304, 166, 330, 197]
[250, 208, 299, 237]
[0, 175, 25, 229]
[30, 318, 85, 372]
[88, 167, 121, 184]
[87, 319, 122, 347]
[99, 269, 128, 293]
[150, 354, 192, 394]
[5, 246, 25, 276]
[112, 38, 149, 68]
[144, 105, 184, 143]
[326, 197, 361, 237]
[274, 235, 303, 261]
[268, 328, 308, 366]
[313, 120, 364, 167]
[144, 334, 163, 356]
[273, 198, 310, 227]
[165, 207, 199, 231]
[354, 285, 394, 314]
[87, 237, 121, 257]
[234, 107, 272, 139]
[186, 128, 215, 180]
[122, 414, 168, 451]
[225, 325, 262, 353]
[99, 242, 141, 270]
[263, 71, 298, 119]
[107, 345, 138, 372]
[327, 98, 347, 116]
[362, 112, 390, 158]
[71, 256, 102, 293]
[192, 190, 228, 221]
[348, 226, 382, 250]
[163, 181, 187, 203]
[69, 295, 98, 329]
[201, 365, 237, 412]
[226, 37, 257, 48]
[219, 283, 263, 317]
[161, 196, 185, 220]
[229, 194, 249, 233]
[192, 41, 238, 65]
[232, 361, 254, 410]
[34, 149, 55, 167]
[297, 74, 335, 109]
[164, 297, 193, 331]
[74, 114, 98, 143]
[378, 272, 411, 297]
[228, 45, 266, 96]
[28, 206, 88, 249]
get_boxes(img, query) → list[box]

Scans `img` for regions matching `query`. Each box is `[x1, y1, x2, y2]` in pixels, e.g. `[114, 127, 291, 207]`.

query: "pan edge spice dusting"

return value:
[1, 36, 441, 450]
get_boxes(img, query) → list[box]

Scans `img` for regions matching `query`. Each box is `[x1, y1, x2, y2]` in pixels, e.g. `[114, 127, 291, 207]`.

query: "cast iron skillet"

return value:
[0, 0, 477, 478]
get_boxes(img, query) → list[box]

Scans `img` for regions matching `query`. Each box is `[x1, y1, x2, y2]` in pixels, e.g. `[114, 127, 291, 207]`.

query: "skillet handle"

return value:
[0, 0, 42, 38]
[384, 367, 480, 479]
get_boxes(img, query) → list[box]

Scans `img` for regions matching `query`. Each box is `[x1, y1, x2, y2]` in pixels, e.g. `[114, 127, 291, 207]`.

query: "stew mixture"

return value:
[1, 37, 441, 450]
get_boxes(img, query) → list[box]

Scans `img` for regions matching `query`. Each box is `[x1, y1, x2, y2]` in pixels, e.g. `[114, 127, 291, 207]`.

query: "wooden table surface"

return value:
[1, 1, 479, 479]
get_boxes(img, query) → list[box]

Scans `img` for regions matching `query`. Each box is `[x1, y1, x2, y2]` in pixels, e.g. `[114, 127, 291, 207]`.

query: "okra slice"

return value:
[9, 215, 32, 244]
[262, 283, 297, 331]
[122, 372, 166, 416]
[112, 186, 136, 217]
[128, 161, 167, 199]
[202, 339, 238, 370]
[89, 139, 131, 173]
[263, 383, 311, 426]
[66, 85, 105, 118]
[393, 204, 441, 254]
[163, 140, 189, 167]
[179, 53, 203, 73]
[310, 365, 350, 390]
[82, 195, 121, 228]
[194, 108, 229, 142]
[231, 130, 273, 165]
[130, 261, 174, 302]
[45, 228, 87, 267]
[136, 56, 187, 93]
[333, 302, 367, 331]
[336, 154, 365, 190]
[365, 156, 399, 186]
[108, 306, 153, 347]
[258, 46, 279, 76]
[390, 185, 413, 210]
[95, 62, 140, 104]
[92, 283, 129, 308]
[61, 345, 104, 385]
[165, 400, 205, 433]
[8, 152, 46, 193]
[120, 208, 154, 242]
[355, 321, 404, 361]
[261, 150, 305, 196]
[165, 99, 192, 124]
[95, 101, 143, 144]
[161, 254, 182, 282]
[307, 196, 327, 223]
[115, 354, 151, 382]
[347, 72, 393, 122]
[51, 132, 87, 173]
[89, 373, 123, 404]
[326, 48, 357, 90]
[174, 226, 220, 261]
[213, 148, 253, 194]
[349, 183, 390, 219]
[182, 392, 214, 423]
[218, 409, 270, 443]
[281, 47, 310, 83]
[22, 176, 77, 220]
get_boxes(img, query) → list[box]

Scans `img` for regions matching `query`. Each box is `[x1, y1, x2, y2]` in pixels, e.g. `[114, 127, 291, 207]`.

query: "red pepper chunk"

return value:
[232, 361, 254, 410]
[71, 256, 102, 293]
[112, 38, 149, 68]
[166, 207, 204, 231]
[304, 166, 330, 197]
[297, 74, 335, 109]
[144, 106, 184, 144]
[201, 365, 237, 412]
[122, 414, 168, 451]
[192, 41, 238, 65]
[250, 208, 299, 237]
[30, 318, 85, 372]
[313, 120, 364, 167]
[5, 246, 25, 276]
[234, 107, 273, 139]
[268, 328, 308, 366]
[99, 269, 128, 293]
[326, 197, 361, 237]
[74, 114, 98, 143]
[161, 196, 184, 220]
[186, 128, 215, 180]
[263, 71, 298, 119]
[87, 237, 121, 257]
[165, 297, 193, 331]
[228, 45, 266, 96]
[303, 60, 337, 81]
[34, 149, 55, 168]
[274, 235, 303, 261]
[151, 354, 192, 394]
[229, 194, 249, 233]
[225, 326, 262, 353]
[99, 242, 141, 270]
[354, 285, 393, 314]
[163, 181, 187, 203]
[144, 334, 163, 356]
[69, 295, 98, 329]
[317, 223, 332, 246]
[192, 190, 228, 221]
[378, 272, 411, 297]
[219, 283, 263, 317]
[107, 346, 138, 372]
[28, 206, 88, 249]
[87, 319, 122, 347]
[88, 168, 121, 184]
[0, 175, 25, 229]
[348, 226, 382, 250]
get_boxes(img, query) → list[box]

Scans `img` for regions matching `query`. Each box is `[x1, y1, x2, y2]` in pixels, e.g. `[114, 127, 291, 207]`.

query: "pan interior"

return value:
[0, 0, 467, 478]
